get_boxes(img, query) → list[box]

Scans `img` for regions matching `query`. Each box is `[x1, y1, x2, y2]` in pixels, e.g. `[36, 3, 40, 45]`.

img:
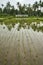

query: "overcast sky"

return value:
[0, 0, 43, 8]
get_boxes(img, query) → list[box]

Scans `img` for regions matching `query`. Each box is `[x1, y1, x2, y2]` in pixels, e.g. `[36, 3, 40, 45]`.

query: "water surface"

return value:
[0, 23, 43, 65]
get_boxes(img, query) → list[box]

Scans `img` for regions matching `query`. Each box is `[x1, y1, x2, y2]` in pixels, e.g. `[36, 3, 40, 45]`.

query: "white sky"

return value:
[0, 0, 43, 8]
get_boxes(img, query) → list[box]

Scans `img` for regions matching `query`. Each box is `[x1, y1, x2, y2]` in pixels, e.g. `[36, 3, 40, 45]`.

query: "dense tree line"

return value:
[0, 0, 43, 16]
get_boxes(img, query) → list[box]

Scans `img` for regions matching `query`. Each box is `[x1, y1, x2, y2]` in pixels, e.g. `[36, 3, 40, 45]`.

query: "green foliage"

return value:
[0, 0, 43, 16]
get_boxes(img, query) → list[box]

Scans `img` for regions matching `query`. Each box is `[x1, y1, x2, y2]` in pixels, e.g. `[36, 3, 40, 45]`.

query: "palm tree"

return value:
[39, 0, 42, 16]
[0, 8, 2, 13]
[17, 2, 21, 14]
[17, 2, 20, 6]
[1, 4, 4, 12]
[26, 4, 32, 16]
[1, 4, 4, 8]
[17, 2, 20, 10]
[35, 1, 38, 11]
[21, 4, 26, 14]
[41, 2, 43, 7]
[33, 1, 38, 11]
[6, 2, 11, 14]
[10, 6, 15, 15]
[39, 0, 41, 5]
[39, 0, 42, 11]
[6, 2, 11, 9]
[17, 2, 25, 14]
[33, 1, 39, 16]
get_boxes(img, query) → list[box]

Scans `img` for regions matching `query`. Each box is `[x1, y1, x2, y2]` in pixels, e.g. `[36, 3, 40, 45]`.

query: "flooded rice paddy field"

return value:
[0, 23, 43, 65]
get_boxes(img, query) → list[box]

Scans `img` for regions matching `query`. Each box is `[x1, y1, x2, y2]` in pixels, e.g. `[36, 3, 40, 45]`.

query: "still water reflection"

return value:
[0, 22, 43, 32]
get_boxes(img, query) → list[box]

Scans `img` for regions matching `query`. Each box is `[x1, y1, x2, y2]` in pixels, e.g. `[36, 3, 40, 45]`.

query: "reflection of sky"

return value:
[0, 0, 43, 8]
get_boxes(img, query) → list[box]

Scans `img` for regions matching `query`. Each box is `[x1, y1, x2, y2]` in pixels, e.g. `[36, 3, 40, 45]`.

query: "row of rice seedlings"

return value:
[27, 29, 39, 65]
[18, 33, 22, 65]
[24, 29, 37, 65]
[32, 27, 43, 48]
[21, 29, 29, 64]
[30, 28, 43, 65]
[8, 26, 17, 64]
[23, 29, 33, 65]
[30, 28, 43, 60]
[0, 40, 9, 64]
[0, 22, 42, 64]
[0, 25, 17, 64]
[25, 29, 36, 64]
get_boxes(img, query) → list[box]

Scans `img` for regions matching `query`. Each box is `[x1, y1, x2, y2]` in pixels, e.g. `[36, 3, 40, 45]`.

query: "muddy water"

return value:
[0, 23, 43, 65]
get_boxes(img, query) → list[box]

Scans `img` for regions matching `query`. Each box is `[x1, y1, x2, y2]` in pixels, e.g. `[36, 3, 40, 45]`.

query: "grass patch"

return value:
[0, 17, 43, 25]
[0, 17, 43, 32]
